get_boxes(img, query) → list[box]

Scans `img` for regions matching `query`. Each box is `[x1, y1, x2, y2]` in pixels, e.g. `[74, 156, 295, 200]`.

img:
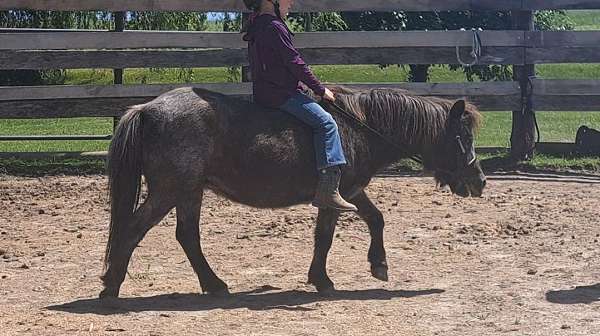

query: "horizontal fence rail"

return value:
[527, 47, 600, 64]
[0, 30, 527, 50]
[532, 79, 600, 111]
[0, 29, 529, 69]
[526, 31, 600, 63]
[0, 82, 522, 100]
[523, 0, 600, 10]
[3, 80, 598, 118]
[0, 0, 525, 12]
[527, 31, 600, 48]
[3, 0, 600, 11]
[3, 30, 600, 69]
[5, 29, 596, 50]
[0, 82, 523, 119]
[0, 48, 523, 69]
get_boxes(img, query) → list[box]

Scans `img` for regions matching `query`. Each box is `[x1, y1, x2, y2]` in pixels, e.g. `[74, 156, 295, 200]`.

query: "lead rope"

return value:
[526, 76, 541, 147]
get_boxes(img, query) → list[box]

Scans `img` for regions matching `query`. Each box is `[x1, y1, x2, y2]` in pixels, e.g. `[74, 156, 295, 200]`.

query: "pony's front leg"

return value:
[351, 191, 388, 281]
[308, 208, 340, 294]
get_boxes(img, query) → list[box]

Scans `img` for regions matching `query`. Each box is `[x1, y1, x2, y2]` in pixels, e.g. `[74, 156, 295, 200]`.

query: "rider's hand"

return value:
[322, 88, 336, 102]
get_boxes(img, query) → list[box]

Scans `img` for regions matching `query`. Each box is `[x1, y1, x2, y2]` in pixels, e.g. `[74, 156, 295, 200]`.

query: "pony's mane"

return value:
[319, 86, 482, 146]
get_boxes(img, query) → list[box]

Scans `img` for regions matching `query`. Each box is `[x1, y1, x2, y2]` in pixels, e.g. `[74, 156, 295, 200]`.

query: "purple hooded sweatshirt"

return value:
[244, 14, 326, 108]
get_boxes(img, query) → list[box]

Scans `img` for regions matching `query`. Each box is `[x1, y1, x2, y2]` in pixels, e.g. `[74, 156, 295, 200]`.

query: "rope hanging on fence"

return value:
[456, 29, 482, 67]
[455, 28, 505, 67]
[524, 76, 541, 146]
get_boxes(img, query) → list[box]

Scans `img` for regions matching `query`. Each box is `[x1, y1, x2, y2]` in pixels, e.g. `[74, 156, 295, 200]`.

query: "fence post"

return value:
[304, 13, 313, 32]
[112, 11, 125, 131]
[241, 12, 251, 83]
[510, 10, 536, 160]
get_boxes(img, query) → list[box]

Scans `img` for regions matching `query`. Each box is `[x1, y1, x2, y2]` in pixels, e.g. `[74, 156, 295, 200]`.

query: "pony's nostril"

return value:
[482, 179, 487, 189]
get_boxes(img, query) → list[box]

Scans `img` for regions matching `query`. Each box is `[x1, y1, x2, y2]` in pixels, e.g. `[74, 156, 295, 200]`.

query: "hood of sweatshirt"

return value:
[243, 13, 293, 42]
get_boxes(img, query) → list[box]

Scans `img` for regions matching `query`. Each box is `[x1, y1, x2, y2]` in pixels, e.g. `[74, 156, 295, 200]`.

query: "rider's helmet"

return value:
[243, 0, 262, 11]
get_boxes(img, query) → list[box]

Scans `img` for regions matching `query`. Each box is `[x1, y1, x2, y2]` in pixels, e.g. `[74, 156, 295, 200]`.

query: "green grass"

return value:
[536, 112, 600, 142]
[536, 64, 600, 79]
[65, 67, 241, 85]
[0, 117, 112, 135]
[476, 112, 513, 147]
[0, 117, 112, 152]
[475, 111, 600, 147]
[567, 10, 600, 30]
[313, 65, 410, 82]
[528, 154, 600, 171]
[312, 64, 467, 83]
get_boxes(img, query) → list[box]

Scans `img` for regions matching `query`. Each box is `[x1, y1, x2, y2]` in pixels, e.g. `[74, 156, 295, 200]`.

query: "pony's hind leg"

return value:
[175, 190, 229, 295]
[351, 191, 388, 281]
[100, 194, 174, 298]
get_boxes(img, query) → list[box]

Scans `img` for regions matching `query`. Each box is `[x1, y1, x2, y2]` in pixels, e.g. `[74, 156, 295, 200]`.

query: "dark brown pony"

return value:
[100, 86, 486, 298]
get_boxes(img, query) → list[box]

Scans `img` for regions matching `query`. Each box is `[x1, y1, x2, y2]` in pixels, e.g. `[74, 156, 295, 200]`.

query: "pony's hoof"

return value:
[206, 287, 230, 297]
[99, 287, 119, 299]
[371, 265, 389, 282]
[316, 285, 336, 297]
[99, 296, 122, 309]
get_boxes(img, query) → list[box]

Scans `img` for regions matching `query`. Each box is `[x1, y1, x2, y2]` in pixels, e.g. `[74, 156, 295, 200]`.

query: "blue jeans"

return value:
[279, 92, 347, 170]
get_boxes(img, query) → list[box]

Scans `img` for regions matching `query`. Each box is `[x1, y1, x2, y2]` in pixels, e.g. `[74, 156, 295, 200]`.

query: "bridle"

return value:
[435, 134, 478, 181]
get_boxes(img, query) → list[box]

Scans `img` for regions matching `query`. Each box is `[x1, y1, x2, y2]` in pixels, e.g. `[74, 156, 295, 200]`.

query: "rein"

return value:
[324, 100, 423, 165]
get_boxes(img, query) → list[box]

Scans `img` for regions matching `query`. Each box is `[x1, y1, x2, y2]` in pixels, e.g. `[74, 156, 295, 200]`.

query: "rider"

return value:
[242, 0, 357, 212]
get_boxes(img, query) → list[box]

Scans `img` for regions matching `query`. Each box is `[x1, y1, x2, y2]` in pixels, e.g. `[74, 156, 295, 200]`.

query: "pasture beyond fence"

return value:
[1, 0, 600, 160]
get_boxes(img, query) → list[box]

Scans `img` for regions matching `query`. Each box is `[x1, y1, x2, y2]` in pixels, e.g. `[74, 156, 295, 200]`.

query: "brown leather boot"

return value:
[312, 166, 358, 212]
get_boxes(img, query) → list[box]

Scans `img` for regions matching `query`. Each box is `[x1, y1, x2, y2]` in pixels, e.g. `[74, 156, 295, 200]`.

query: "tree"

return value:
[127, 12, 207, 31]
[0, 10, 112, 29]
[311, 12, 348, 31]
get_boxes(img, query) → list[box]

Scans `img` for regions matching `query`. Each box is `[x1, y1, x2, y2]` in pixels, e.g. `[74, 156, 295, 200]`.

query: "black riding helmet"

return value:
[243, 0, 283, 15]
[243, 0, 262, 11]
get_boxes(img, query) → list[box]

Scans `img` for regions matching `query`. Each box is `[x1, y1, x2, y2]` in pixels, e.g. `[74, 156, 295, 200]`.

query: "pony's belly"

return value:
[206, 172, 315, 209]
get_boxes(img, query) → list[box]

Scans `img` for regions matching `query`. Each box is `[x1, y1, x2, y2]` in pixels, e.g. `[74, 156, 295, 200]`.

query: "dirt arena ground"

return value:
[2, 173, 600, 335]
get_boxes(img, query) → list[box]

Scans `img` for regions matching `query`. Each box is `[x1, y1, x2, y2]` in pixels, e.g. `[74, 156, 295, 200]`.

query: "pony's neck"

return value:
[336, 90, 448, 156]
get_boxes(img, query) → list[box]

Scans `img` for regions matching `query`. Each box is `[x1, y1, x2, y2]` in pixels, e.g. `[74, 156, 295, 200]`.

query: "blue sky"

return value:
[207, 12, 239, 21]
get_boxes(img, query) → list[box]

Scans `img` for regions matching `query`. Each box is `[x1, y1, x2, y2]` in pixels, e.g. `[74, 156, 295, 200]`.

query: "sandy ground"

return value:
[1, 173, 600, 335]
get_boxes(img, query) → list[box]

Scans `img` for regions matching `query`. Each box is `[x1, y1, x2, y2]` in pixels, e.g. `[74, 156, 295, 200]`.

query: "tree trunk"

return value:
[304, 13, 313, 32]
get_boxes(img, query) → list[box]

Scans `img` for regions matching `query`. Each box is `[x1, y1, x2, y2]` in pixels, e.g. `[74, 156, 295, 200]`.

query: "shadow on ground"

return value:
[546, 283, 600, 304]
[48, 285, 445, 315]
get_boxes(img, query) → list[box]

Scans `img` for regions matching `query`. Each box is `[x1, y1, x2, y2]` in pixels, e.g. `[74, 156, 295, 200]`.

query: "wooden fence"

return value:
[3, 0, 600, 11]
[1, 0, 600, 159]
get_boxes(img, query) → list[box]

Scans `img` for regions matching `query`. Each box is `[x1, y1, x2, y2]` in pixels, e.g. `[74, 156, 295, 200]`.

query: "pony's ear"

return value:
[450, 100, 466, 120]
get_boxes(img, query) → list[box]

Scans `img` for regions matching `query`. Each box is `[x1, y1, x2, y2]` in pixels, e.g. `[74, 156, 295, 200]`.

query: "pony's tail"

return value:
[103, 104, 145, 271]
